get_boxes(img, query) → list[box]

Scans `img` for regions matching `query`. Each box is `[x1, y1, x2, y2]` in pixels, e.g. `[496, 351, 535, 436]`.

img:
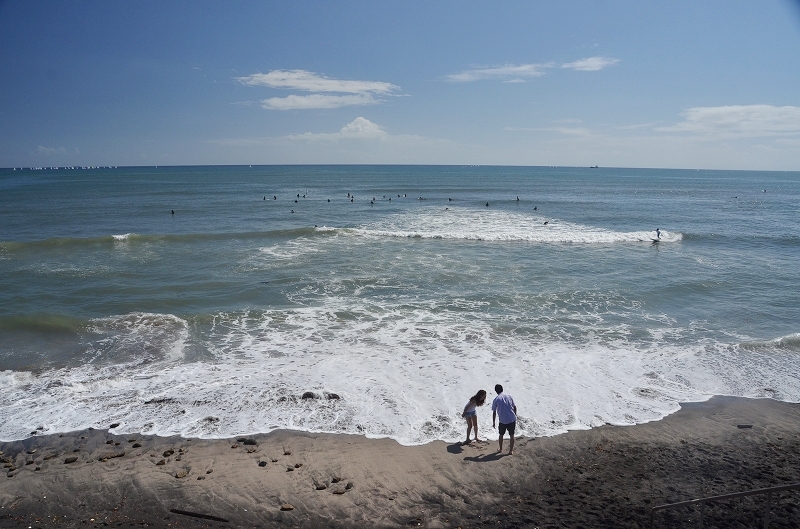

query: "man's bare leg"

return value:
[508, 435, 515, 455]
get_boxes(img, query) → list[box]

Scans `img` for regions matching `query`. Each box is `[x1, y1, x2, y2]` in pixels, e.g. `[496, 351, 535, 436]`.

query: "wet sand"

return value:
[2, 396, 800, 528]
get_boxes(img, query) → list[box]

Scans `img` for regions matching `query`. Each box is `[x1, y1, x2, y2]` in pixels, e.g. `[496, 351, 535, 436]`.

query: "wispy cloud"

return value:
[561, 56, 619, 71]
[505, 126, 592, 136]
[261, 94, 380, 111]
[37, 145, 66, 156]
[447, 63, 552, 82]
[617, 121, 665, 130]
[237, 69, 399, 110]
[657, 105, 800, 137]
[237, 69, 398, 94]
[449, 57, 619, 82]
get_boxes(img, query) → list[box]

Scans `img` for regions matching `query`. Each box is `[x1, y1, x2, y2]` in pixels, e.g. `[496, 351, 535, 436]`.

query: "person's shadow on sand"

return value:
[446, 443, 465, 454]
[463, 452, 505, 462]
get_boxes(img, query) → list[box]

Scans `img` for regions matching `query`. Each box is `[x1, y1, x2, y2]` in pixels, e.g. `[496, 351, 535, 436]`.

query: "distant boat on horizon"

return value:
[590, 165, 599, 168]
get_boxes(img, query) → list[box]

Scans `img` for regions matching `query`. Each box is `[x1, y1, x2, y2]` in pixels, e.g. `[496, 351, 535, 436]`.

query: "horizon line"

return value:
[2, 164, 799, 173]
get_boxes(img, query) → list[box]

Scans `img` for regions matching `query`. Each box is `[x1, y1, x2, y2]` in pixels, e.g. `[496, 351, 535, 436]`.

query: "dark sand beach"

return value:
[2, 396, 800, 528]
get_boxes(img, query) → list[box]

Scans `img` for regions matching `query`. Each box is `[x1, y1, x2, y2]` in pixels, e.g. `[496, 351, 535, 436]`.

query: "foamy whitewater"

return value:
[1, 166, 798, 443]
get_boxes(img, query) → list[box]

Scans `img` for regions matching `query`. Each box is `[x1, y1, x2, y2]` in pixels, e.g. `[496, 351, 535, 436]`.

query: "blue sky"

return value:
[2, 1, 800, 169]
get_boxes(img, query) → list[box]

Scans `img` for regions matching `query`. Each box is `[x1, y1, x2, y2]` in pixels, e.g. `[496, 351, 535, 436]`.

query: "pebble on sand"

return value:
[98, 451, 125, 462]
[64, 456, 78, 464]
[280, 504, 294, 511]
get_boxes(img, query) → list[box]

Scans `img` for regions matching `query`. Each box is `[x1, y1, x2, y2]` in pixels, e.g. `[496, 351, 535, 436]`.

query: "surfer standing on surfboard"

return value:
[656, 228, 661, 239]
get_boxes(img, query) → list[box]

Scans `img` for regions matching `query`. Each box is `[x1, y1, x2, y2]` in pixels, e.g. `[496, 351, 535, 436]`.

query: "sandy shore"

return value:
[2, 396, 800, 528]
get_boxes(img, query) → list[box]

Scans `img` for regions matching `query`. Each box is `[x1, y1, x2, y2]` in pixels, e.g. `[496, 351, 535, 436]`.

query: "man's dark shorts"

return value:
[498, 421, 516, 437]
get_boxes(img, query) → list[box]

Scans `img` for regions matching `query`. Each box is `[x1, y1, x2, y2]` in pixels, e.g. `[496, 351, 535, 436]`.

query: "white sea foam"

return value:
[0, 304, 796, 443]
[349, 207, 681, 244]
[112, 233, 135, 242]
[85, 312, 189, 364]
[254, 237, 323, 264]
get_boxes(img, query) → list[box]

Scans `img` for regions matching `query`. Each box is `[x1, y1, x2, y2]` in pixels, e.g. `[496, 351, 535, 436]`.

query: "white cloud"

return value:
[658, 105, 800, 137]
[338, 117, 387, 138]
[237, 69, 399, 110]
[261, 94, 380, 110]
[37, 145, 66, 156]
[236, 69, 397, 94]
[561, 57, 619, 71]
[447, 63, 552, 82]
[287, 117, 388, 141]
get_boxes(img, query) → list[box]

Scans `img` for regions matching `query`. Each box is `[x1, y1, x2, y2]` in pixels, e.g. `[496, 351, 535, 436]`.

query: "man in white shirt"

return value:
[491, 384, 518, 455]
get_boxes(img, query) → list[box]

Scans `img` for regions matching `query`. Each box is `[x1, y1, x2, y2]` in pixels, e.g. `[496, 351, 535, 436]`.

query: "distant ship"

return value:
[590, 165, 599, 169]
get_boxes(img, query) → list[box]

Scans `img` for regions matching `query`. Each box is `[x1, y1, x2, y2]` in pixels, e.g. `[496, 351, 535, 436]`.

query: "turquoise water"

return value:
[1, 165, 798, 443]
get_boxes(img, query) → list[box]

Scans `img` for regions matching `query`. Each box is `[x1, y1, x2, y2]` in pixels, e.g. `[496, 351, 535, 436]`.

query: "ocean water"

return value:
[1, 165, 799, 444]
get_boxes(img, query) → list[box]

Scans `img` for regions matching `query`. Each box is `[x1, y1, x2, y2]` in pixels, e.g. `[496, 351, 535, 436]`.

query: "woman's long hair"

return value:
[470, 389, 487, 406]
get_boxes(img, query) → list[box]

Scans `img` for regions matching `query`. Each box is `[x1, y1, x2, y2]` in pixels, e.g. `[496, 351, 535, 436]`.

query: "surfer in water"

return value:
[656, 228, 661, 239]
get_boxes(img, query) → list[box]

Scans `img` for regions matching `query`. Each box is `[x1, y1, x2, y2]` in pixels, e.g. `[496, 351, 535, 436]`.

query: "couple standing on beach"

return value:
[462, 384, 518, 455]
